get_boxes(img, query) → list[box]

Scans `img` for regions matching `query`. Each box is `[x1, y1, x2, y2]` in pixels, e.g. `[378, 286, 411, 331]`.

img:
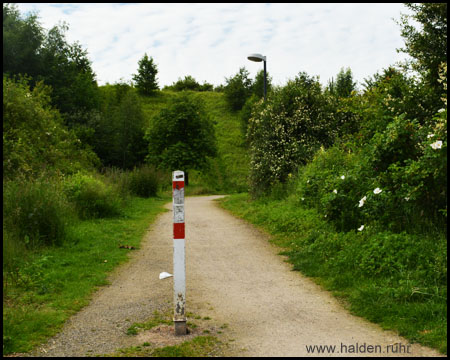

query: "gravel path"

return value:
[28, 195, 443, 357]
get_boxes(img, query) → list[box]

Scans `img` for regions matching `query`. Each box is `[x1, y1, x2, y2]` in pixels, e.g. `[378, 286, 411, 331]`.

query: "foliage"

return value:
[223, 67, 253, 111]
[3, 4, 44, 80]
[127, 165, 162, 198]
[94, 83, 147, 169]
[360, 67, 439, 141]
[247, 72, 340, 197]
[3, 4, 100, 119]
[252, 69, 272, 99]
[3, 3, 101, 164]
[145, 93, 217, 174]
[3, 76, 99, 180]
[163, 75, 214, 92]
[295, 145, 367, 232]
[3, 176, 76, 249]
[38, 23, 100, 118]
[295, 100, 447, 233]
[326, 67, 356, 98]
[397, 3, 447, 96]
[63, 172, 123, 219]
[132, 53, 159, 95]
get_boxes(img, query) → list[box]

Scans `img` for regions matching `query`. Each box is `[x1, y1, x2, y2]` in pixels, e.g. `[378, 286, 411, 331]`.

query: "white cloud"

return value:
[14, 3, 414, 88]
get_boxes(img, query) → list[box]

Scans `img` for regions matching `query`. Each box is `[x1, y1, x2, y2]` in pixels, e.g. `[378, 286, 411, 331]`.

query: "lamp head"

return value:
[247, 53, 266, 62]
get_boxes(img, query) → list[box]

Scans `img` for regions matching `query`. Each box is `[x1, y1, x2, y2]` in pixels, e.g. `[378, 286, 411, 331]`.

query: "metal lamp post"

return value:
[247, 53, 267, 101]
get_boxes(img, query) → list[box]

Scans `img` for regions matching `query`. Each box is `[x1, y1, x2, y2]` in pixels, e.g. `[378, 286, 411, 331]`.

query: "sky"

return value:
[15, 3, 415, 89]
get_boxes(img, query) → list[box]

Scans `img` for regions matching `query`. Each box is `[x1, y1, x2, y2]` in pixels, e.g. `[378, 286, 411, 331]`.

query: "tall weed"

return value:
[3, 176, 75, 248]
[128, 165, 162, 198]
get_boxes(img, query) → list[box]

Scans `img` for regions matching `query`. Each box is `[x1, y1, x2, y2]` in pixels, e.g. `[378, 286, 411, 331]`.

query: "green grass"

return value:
[112, 335, 221, 357]
[127, 310, 173, 335]
[218, 193, 447, 355]
[3, 195, 170, 355]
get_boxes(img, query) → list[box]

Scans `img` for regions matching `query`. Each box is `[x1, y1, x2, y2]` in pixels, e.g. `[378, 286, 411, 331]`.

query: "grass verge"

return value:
[3, 195, 170, 355]
[112, 335, 221, 357]
[217, 193, 447, 355]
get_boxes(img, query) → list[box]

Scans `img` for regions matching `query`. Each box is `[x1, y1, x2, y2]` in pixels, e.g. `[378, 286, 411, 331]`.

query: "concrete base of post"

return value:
[174, 320, 187, 336]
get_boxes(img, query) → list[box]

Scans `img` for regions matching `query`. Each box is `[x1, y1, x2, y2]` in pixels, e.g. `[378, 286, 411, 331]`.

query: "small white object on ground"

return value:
[159, 272, 173, 280]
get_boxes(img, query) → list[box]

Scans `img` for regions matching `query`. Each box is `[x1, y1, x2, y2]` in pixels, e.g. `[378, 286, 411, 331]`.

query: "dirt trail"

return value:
[28, 195, 443, 357]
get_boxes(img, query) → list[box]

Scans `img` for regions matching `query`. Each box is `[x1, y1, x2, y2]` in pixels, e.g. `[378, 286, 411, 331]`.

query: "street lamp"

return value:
[247, 53, 267, 101]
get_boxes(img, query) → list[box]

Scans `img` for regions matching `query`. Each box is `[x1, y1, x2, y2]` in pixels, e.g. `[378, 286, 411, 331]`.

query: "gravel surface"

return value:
[26, 195, 444, 357]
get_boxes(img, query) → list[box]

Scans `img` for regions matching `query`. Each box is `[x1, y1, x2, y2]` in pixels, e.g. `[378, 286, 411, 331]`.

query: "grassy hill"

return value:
[139, 90, 249, 194]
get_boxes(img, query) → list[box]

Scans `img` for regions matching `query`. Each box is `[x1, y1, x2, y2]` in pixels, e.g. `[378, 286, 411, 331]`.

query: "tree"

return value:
[247, 72, 338, 196]
[252, 69, 272, 99]
[144, 94, 217, 184]
[3, 5, 100, 127]
[94, 83, 147, 169]
[3, 4, 44, 80]
[132, 53, 159, 95]
[223, 67, 253, 111]
[397, 3, 447, 99]
[327, 67, 356, 98]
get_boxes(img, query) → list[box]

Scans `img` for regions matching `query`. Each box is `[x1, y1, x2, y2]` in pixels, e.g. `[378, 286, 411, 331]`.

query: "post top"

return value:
[172, 170, 185, 181]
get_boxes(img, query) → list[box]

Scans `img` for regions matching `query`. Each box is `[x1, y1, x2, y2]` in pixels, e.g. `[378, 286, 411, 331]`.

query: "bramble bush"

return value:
[293, 63, 447, 233]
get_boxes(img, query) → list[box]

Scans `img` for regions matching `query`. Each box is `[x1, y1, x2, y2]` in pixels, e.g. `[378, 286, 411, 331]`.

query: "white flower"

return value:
[358, 225, 364, 231]
[438, 108, 445, 113]
[404, 197, 410, 201]
[427, 133, 435, 138]
[333, 189, 338, 194]
[301, 197, 305, 201]
[373, 188, 382, 195]
[340, 175, 345, 180]
[358, 196, 367, 207]
[430, 140, 443, 150]
[307, 179, 310, 184]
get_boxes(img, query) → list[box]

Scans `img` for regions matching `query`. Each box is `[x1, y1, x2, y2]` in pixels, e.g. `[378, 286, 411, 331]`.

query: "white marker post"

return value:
[172, 170, 186, 335]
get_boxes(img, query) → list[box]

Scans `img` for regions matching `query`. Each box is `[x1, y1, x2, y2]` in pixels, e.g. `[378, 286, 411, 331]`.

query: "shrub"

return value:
[63, 172, 122, 219]
[248, 72, 339, 197]
[3, 176, 75, 248]
[296, 145, 370, 232]
[128, 165, 161, 198]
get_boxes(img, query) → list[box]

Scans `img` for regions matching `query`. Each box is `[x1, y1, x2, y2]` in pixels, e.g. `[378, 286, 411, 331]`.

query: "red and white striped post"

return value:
[172, 170, 186, 335]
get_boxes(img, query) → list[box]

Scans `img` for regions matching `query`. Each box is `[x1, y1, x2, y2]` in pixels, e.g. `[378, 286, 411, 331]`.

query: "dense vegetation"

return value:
[220, 2, 447, 354]
[3, 2, 447, 356]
